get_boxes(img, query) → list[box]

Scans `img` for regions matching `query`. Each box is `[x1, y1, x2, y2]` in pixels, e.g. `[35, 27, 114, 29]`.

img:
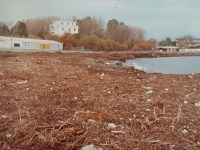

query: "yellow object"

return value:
[46, 44, 50, 49]
[40, 44, 46, 49]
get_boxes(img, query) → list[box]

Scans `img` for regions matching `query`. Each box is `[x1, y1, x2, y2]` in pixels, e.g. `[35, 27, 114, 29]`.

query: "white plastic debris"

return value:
[143, 86, 151, 90]
[165, 88, 169, 91]
[146, 109, 150, 112]
[16, 80, 27, 84]
[195, 102, 200, 107]
[184, 86, 188, 88]
[6, 134, 12, 138]
[100, 73, 104, 79]
[182, 129, 188, 134]
[147, 99, 152, 102]
[108, 123, 117, 129]
[1, 115, 7, 118]
[197, 141, 200, 146]
[26, 88, 29, 90]
[182, 126, 188, 134]
[193, 88, 196, 91]
[107, 91, 111, 94]
[184, 101, 188, 104]
[81, 144, 102, 150]
[128, 118, 132, 121]
[74, 97, 78, 100]
[146, 90, 152, 95]
[88, 119, 96, 123]
[189, 75, 193, 79]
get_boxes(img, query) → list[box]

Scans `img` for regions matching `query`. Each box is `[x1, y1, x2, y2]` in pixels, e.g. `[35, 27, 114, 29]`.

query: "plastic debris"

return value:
[165, 88, 169, 91]
[193, 88, 196, 91]
[81, 144, 102, 150]
[88, 119, 96, 123]
[146, 109, 150, 112]
[143, 86, 151, 90]
[189, 75, 193, 79]
[184, 101, 188, 104]
[195, 102, 200, 107]
[1, 115, 7, 118]
[182, 126, 188, 134]
[100, 73, 104, 79]
[108, 123, 117, 129]
[6, 134, 12, 138]
[197, 141, 200, 146]
[16, 80, 27, 84]
[111, 131, 125, 134]
[107, 91, 111, 94]
[147, 99, 152, 102]
[146, 90, 152, 95]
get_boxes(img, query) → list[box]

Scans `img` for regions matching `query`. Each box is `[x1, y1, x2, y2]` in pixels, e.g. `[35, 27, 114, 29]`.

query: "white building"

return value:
[0, 36, 63, 50]
[49, 21, 79, 36]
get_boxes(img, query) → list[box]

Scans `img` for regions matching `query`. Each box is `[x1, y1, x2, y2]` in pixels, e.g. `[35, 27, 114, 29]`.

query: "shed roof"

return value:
[0, 36, 62, 44]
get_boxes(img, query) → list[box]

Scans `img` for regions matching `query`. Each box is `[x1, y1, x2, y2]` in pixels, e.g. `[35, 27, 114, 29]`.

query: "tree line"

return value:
[0, 16, 157, 51]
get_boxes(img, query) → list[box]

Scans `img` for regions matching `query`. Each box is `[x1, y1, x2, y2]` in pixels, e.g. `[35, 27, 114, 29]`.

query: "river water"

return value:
[123, 56, 200, 74]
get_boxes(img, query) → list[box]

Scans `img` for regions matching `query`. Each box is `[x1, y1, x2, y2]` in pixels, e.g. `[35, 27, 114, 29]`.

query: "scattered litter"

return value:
[100, 73, 104, 79]
[26, 88, 29, 90]
[146, 109, 150, 112]
[193, 88, 196, 91]
[189, 75, 193, 79]
[184, 101, 188, 104]
[107, 91, 111, 94]
[74, 97, 78, 100]
[184, 86, 188, 88]
[108, 123, 117, 129]
[182, 126, 188, 134]
[165, 88, 169, 91]
[173, 80, 176, 82]
[88, 119, 96, 123]
[128, 118, 132, 121]
[81, 144, 102, 150]
[1, 115, 8, 118]
[6, 134, 12, 138]
[143, 86, 151, 90]
[146, 90, 152, 95]
[195, 102, 200, 107]
[16, 80, 27, 84]
[50, 88, 53, 90]
[197, 141, 200, 146]
[0, 71, 3, 75]
[147, 99, 152, 102]
[111, 131, 125, 134]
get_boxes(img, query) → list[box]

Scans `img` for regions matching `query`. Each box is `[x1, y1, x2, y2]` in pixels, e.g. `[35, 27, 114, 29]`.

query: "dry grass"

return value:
[0, 51, 200, 149]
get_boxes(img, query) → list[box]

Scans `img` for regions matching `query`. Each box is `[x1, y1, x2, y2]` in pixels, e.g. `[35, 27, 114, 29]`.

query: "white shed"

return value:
[0, 36, 63, 50]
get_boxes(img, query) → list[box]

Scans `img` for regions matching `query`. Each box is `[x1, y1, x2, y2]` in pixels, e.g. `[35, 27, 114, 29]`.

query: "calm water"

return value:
[123, 56, 200, 74]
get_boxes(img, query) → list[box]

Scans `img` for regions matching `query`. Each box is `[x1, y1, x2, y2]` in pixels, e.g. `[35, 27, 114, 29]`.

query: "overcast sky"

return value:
[1, 0, 200, 41]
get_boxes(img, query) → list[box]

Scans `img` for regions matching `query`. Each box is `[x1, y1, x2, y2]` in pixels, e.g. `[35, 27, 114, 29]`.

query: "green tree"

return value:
[0, 24, 10, 36]
[11, 21, 28, 37]
[166, 37, 171, 46]
[106, 19, 119, 35]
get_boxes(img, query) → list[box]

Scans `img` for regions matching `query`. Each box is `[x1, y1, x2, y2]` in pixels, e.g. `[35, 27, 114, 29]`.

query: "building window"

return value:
[74, 28, 76, 31]
[62, 28, 64, 31]
[14, 43, 20, 47]
[61, 22, 64, 25]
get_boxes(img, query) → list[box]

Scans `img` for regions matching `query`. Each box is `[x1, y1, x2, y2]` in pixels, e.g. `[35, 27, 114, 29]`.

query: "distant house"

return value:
[176, 36, 200, 48]
[49, 21, 79, 36]
[155, 46, 179, 52]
